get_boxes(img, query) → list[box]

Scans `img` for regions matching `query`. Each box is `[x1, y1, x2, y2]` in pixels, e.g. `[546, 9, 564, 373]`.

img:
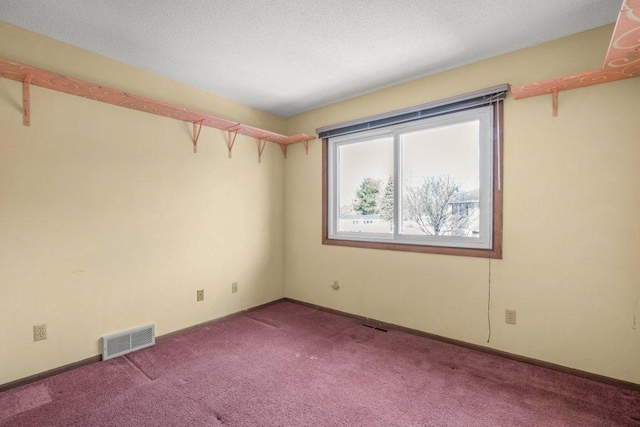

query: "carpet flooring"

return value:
[1, 301, 639, 426]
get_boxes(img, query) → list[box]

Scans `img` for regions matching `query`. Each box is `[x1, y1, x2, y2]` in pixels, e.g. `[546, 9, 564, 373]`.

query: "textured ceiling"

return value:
[0, 1, 620, 117]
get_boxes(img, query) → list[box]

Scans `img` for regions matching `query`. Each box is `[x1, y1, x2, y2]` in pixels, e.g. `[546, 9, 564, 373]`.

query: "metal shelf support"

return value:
[256, 138, 268, 163]
[23, 73, 32, 127]
[226, 128, 239, 158]
[192, 119, 204, 153]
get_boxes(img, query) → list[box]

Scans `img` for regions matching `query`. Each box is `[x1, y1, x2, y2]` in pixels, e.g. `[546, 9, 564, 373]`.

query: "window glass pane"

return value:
[337, 137, 394, 234]
[400, 120, 480, 238]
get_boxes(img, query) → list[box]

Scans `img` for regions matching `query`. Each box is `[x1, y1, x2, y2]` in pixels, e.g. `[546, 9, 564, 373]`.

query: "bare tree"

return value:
[403, 175, 472, 236]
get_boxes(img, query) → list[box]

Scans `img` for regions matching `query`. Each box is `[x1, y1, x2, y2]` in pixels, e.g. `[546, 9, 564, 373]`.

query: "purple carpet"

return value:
[1, 301, 639, 426]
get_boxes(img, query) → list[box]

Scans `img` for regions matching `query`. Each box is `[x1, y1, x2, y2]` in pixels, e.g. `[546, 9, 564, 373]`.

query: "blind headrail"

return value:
[317, 84, 509, 139]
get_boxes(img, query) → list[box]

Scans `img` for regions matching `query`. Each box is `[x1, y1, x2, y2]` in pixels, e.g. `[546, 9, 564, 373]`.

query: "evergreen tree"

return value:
[380, 176, 394, 224]
[353, 178, 380, 215]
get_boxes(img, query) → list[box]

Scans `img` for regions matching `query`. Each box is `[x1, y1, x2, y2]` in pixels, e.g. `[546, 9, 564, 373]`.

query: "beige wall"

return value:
[1, 22, 639, 387]
[283, 25, 640, 385]
[0, 23, 287, 385]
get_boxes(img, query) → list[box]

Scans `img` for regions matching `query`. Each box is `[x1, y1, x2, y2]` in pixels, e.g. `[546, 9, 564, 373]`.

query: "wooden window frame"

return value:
[322, 102, 503, 259]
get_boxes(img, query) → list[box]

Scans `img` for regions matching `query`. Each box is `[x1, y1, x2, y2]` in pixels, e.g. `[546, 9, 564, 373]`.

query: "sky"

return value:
[338, 120, 480, 208]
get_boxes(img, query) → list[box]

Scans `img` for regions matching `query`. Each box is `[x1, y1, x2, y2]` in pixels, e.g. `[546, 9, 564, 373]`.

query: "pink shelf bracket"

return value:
[256, 138, 268, 163]
[226, 127, 239, 158]
[23, 73, 32, 127]
[511, 0, 640, 112]
[192, 119, 204, 153]
[280, 144, 288, 159]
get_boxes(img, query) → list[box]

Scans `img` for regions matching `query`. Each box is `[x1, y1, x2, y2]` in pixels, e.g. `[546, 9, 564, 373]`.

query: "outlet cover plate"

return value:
[505, 309, 516, 325]
[232, 282, 238, 293]
[197, 289, 204, 301]
[33, 324, 47, 341]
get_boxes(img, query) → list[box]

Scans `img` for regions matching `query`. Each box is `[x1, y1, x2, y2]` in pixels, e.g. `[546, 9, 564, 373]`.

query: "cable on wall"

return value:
[487, 259, 492, 343]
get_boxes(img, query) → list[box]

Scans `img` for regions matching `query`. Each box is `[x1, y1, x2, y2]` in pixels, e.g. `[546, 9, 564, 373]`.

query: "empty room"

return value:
[1, 1, 639, 425]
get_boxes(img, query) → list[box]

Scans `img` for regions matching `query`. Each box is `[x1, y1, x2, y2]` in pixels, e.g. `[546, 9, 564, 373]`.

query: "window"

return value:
[320, 86, 505, 258]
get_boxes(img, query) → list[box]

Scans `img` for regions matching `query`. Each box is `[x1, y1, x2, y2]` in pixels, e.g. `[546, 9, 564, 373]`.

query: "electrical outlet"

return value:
[232, 282, 238, 293]
[197, 289, 204, 301]
[33, 324, 47, 341]
[331, 280, 340, 290]
[505, 309, 516, 325]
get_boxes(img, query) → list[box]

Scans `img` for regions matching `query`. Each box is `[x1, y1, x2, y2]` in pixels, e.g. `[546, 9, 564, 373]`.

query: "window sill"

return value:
[322, 237, 502, 259]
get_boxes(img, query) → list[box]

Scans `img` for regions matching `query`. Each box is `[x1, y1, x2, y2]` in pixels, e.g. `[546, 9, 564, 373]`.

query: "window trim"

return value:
[322, 97, 503, 259]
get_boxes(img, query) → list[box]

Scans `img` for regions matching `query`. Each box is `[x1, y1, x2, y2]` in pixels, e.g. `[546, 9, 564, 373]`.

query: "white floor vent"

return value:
[101, 324, 155, 361]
